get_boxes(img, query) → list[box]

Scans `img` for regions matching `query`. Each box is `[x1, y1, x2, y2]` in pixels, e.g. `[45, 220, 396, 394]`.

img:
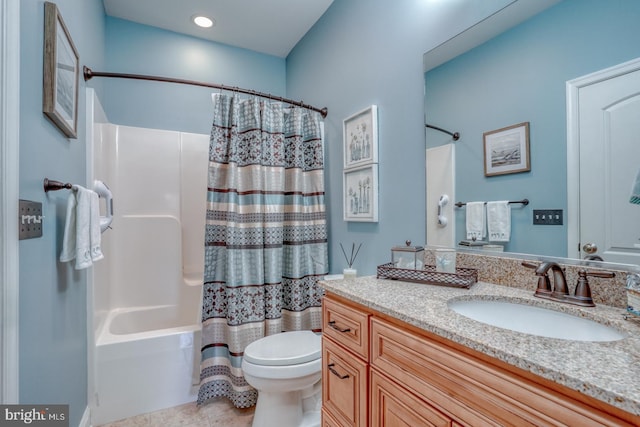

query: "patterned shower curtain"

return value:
[197, 94, 328, 408]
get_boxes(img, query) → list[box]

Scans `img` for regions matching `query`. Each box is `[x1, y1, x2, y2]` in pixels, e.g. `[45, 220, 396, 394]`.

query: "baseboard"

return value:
[78, 406, 91, 427]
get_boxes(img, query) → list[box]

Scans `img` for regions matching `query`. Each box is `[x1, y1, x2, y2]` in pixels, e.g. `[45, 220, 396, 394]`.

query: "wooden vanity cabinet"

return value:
[322, 292, 639, 427]
[322, 296, 370, 427]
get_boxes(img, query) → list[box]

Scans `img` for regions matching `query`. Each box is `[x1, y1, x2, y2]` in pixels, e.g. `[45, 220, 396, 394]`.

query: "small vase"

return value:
[343, 268, 357, 280]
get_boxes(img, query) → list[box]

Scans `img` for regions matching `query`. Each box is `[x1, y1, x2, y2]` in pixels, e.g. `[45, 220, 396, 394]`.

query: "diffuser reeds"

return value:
[340, 242, 362, 268]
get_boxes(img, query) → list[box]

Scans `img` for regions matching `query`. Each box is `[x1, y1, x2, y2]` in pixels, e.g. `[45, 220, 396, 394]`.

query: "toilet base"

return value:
[251, 386, 321, 427]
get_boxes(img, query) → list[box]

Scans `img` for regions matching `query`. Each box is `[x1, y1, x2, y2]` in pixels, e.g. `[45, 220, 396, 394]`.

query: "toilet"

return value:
[242, 330, 322, 427]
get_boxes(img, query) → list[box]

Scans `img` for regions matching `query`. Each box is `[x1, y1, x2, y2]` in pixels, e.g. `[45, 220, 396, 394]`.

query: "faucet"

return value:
[535, 262, 569, 300]
[522, 261, 615, 307]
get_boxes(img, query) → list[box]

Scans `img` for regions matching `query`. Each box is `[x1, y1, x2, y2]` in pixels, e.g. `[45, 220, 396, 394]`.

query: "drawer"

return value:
[370, 369, 452, 427]
[322, 337, 368, 427]
[322, 295, 369, 360]
[370, 317, 634, 427]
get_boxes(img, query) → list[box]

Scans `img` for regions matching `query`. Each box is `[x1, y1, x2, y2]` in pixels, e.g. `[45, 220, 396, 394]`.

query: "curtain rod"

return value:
[83, 66, 328, 118]
[425, 123, 460, 141]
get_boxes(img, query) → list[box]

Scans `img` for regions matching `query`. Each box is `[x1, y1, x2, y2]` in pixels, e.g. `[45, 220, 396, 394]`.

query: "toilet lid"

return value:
[243, 331, 321, 366]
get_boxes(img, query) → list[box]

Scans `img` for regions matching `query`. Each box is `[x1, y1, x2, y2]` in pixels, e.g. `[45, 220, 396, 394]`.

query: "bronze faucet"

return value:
[522, 261, 615, 307]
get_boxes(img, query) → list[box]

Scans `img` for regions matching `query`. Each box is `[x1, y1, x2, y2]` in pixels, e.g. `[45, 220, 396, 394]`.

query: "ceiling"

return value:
[103, 0, 334, 58]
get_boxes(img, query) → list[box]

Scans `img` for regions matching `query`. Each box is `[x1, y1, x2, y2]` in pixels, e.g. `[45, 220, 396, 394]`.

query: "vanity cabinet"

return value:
[322, 292, 639, 427]
[322, 296, 370, 427]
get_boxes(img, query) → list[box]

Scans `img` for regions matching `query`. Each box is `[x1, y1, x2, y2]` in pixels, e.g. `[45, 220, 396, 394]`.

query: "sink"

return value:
[448, 299, 625, 342]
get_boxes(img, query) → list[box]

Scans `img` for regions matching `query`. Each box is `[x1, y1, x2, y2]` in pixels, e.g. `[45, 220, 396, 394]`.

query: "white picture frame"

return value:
[343, 164, 378, 222]
[343, 105, 378, 169]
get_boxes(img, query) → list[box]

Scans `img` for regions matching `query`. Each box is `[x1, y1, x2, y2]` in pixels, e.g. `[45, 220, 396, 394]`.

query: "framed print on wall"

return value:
[483, 122, 530, 177]
[43, 1, 79, 139]
[343, 164, 378, 222]
[343, 105, 378, 169]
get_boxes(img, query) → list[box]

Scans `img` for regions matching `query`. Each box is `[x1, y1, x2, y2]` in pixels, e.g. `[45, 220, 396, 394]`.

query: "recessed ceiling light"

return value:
[192, 15, 214, 28]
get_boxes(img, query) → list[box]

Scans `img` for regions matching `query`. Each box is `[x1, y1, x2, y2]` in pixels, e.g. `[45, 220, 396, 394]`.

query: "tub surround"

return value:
[320, 276, 640, 417]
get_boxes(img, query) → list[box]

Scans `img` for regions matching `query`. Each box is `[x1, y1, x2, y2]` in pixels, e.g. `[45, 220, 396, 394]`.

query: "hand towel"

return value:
[630, 168, 640, 205]
[465, 201, 486, 240]
[487, 200, 511, 242]
[60, 185, 104, 269]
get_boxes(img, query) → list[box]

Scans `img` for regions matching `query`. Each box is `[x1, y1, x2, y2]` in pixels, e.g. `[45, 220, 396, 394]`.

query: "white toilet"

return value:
[242, 330, 322, 427]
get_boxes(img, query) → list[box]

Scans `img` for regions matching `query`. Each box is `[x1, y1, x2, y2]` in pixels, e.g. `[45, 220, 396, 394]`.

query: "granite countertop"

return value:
[320, 276, 640, 416]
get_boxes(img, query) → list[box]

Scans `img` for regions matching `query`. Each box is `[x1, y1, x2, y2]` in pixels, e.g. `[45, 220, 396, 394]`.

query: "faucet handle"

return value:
[521, 261, 552, 295]
[569, 270, 615, 307]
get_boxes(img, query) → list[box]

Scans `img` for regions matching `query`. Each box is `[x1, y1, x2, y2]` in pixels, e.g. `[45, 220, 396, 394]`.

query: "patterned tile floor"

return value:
[97, 399, 254, 427]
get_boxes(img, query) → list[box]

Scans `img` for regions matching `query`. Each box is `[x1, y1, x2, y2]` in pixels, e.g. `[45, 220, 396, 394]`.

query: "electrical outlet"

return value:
[533, 209, 563, 225]
[19, 199, 44, 239]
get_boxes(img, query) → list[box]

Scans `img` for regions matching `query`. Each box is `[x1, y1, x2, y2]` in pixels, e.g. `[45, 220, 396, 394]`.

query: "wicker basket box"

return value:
[376, 263, 477, 289]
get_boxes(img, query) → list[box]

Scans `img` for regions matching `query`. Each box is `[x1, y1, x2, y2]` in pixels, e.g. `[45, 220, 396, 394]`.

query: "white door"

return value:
[568, 58, 640, 265]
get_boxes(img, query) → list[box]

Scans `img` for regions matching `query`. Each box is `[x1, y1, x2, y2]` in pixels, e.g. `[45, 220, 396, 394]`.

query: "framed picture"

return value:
[343, 105, 378, 169]
[483, 122, 530, 176]
[43, 2, 79, 139]
[343, 164, 378, 222]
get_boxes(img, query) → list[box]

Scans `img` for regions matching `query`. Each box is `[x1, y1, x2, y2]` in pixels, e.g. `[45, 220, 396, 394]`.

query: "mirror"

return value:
[424, 0, 640, 260]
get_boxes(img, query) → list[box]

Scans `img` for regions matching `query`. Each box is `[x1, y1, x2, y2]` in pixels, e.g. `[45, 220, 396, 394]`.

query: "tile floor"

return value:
[97, 399, 254, 427]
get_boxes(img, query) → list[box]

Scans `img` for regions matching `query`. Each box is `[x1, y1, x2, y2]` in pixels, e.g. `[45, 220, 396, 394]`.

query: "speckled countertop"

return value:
[320, 276, 640, 416]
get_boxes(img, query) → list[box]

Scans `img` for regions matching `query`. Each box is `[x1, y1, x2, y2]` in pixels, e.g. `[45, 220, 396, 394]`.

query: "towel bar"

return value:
[455, 199, 529, 208]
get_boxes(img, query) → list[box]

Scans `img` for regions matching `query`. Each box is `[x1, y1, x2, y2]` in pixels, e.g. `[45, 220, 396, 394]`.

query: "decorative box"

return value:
[391, 241, 424, 270]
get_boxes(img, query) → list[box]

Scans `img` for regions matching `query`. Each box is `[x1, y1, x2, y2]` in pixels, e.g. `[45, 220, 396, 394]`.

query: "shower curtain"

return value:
[198, 94, 328, 408]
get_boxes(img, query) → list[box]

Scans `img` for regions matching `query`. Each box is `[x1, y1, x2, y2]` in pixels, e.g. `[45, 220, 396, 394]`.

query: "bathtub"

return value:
[92, 294, 202, 425]
[87, 106, 210, 426]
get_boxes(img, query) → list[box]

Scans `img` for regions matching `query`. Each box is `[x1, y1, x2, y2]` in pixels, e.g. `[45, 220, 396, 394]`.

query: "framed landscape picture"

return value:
[483, 122, 530, 176]
[43, 1, 79, 139]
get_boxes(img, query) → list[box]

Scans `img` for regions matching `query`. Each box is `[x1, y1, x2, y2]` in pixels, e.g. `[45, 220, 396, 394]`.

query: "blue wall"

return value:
[286, 0, 515, 274]
[425, 0, 640, 256]
[101, 17, 286, 135]
[19, 0, 105, 425]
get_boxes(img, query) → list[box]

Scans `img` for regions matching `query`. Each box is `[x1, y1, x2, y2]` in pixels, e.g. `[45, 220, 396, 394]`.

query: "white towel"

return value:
[60, 185, 104, 269]
[487, 201, 511, 242]
[465, 201, 486, 240]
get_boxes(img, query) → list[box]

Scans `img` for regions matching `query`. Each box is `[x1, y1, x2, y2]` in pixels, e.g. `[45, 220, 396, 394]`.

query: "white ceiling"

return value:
[103, 0, 334, 58]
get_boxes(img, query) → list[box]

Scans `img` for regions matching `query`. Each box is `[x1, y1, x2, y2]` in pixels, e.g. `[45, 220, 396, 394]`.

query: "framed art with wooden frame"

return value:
[483, 122, 530, 177]
[343, 164, 378, 222]
[43, 2, 79, 139]
[343, 105, 378, 169]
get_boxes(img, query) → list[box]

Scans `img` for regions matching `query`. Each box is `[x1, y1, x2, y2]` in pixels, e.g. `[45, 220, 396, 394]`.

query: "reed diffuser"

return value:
[340, 242, 362, 280]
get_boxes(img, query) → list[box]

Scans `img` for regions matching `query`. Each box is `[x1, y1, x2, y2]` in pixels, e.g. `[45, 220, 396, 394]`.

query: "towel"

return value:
[465, 201, 486, 240]
[630, 168, 640, 205]
[487, 201, 511, 242]
[60, 185, 104, 269]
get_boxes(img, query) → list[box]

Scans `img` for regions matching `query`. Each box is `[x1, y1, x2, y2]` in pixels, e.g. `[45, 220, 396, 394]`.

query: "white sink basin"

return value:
[448, 299, 625, 342]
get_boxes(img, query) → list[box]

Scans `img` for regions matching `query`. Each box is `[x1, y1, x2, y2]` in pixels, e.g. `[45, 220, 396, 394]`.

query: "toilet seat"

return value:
[243, 331, 321, 366]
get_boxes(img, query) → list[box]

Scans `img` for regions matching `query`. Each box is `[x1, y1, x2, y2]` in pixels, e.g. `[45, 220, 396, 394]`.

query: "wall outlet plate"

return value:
[533, 209, 563, 225]
[19, 199, 44, 239]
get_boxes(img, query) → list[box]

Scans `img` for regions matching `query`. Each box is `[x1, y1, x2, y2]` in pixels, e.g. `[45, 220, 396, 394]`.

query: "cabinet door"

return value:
[371, 369, 452, 427]
[322, 337, 368, 427]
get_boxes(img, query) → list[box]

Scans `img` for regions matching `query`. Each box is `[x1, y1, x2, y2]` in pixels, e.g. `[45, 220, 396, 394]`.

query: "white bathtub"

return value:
[92, 298, 202, 425]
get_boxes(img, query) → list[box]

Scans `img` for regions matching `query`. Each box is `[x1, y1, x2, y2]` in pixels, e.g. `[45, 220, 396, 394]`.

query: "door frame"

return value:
[0, 0, 20, 403]
[566, 56, 640, 259]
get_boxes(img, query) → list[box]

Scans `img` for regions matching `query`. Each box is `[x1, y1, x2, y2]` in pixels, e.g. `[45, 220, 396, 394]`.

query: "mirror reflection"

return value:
[424, 0, 640, 262]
